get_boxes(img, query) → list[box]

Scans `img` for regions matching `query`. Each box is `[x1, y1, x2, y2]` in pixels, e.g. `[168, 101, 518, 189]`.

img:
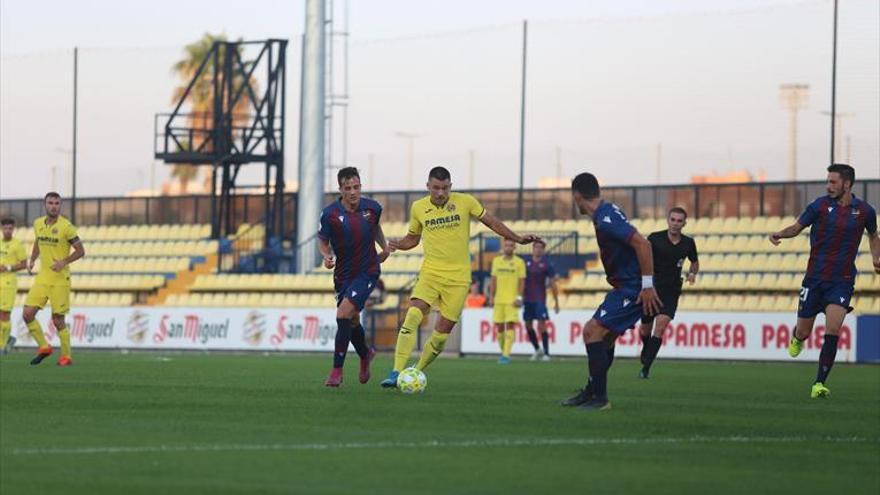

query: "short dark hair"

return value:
[533, 239, 546, 247]
[428, 166, 451, 182]
[0, 218, 14, 226]
[337, 167, 360, 185]
[44, 191, 61, 201]
[668, 207, 688, 219]
[571, 172, 600, 200]
[827, 163, 855, 187]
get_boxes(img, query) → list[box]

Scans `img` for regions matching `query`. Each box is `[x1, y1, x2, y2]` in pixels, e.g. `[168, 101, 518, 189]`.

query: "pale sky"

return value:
[1, 0, 878, 199]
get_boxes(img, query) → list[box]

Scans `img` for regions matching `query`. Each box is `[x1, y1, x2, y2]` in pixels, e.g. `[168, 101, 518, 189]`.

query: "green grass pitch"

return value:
[1, 351, 878, 494]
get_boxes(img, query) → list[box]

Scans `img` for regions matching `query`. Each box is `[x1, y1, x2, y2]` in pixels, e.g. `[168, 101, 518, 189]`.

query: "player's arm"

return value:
[769, 222, 805, 245]
[318, 237, 335, 269]
[514, 277, 525, 308]
[686, 240, 700, 284]
[375, 223, 393, 262]
[868, 230, 880, 274]
[52, 237, 85, 272]
[686, 260, 700, 285]
[488, 276, 497, 306]
[0, 261, 26, 273]
[550, 275, 560, 313]
[1, 249, 27, 273]
[27, 242, 40, 274]
[388, 232, 421, 251]
[630, 232, 662, 316]
[480, 212, 540, 245]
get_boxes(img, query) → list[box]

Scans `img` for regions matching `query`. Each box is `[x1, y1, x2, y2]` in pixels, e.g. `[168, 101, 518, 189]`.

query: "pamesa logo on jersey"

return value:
[424, 213, 462, 229]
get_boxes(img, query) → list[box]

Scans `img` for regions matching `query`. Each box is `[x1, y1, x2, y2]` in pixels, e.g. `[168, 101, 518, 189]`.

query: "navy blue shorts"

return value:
[523, 302, 549, 321]
[797, 277, 854, 319]
[335, 274, 379, 311]
[593, 286, 642, 334]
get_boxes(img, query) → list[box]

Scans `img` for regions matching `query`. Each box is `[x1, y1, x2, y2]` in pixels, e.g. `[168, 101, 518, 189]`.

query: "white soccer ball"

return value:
[397, 367, 427, 394]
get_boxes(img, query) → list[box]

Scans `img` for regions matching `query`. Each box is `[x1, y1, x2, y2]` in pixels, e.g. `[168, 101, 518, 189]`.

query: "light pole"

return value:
[779, 84, 809, 181]
[394, 131, 420, 190]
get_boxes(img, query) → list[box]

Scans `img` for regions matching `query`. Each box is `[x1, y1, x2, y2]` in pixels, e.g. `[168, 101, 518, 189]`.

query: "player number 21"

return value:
[799, 286, 809, 302]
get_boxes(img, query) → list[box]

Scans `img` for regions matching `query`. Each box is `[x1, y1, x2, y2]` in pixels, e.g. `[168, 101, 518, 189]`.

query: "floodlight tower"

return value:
[779, 84, 809, 181]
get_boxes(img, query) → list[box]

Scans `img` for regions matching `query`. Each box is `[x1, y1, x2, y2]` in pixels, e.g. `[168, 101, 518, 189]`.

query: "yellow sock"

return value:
[503, 329, 515, 358]
[394, 307, 424, 371]
[26, 319, 49, 348]
[416, 330, 449, 371]
[58, 325, 71, 358]
[496, 326, 505, 353]
[0, 320, 10, 344]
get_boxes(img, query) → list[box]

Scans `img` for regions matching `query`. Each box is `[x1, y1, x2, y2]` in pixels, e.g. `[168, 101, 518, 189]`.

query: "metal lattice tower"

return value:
[155, 39, 288, 243]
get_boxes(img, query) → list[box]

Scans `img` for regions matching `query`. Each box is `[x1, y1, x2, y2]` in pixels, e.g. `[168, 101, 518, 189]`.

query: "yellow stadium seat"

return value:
[743, 273, 763, 290]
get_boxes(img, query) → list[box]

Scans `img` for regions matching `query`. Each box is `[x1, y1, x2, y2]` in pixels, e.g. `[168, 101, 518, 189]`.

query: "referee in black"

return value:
[638, 207, 699, 379]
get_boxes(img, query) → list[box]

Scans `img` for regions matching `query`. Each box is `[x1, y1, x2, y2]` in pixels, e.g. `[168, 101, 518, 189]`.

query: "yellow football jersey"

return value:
[491, 254, 526, 305]
[33, 215, 78, 285]
[0, 237, 27, 285]
[408, 192, 485, 283]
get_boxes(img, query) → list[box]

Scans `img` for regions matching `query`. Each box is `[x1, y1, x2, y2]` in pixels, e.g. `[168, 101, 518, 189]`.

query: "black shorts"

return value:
[640, 285, 681, 324]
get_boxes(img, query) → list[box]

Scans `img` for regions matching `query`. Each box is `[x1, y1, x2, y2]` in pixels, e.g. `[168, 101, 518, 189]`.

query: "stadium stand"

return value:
[7, 215, 880, 315]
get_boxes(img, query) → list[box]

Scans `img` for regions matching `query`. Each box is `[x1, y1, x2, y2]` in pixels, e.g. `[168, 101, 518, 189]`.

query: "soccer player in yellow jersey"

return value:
[488, 238, 526, 364]
[380, 167, 540, 387]
[1, 218, 28, 355]
[23, 192, 85, 366]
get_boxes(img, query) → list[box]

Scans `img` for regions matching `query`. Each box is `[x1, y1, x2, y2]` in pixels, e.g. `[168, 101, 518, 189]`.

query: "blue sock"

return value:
[586, 342, 610, 399]
[607, 345, 616, 369]
[333, 318, 353, 369]
[350, 323, 370, 359]
[816, 334, 839, 384]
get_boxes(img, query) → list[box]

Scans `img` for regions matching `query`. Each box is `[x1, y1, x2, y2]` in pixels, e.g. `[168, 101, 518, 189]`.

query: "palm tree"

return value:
[169, 33, 256, 193]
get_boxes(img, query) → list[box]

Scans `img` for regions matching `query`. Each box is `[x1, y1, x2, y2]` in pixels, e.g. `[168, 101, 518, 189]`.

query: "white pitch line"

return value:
[5, 436, 876, 456]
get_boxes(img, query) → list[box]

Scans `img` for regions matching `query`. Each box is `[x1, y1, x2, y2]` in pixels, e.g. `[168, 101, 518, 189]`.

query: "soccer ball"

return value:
[397, 367, 427, 394]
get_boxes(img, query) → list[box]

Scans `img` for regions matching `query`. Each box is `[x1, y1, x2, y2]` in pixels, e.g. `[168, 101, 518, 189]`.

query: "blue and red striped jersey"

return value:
[524, 256, 557, 303]
[593, 201, 641, 290]
[318, 197, 383, 286]
[798, 195, 877, 282]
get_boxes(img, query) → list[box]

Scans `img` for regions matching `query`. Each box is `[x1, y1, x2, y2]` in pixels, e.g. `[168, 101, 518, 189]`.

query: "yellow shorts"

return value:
[25, 283, 71, 315]
[492, 303, 519, 324]
[0, 281, 16, 312]
[411, 272, 469, 323]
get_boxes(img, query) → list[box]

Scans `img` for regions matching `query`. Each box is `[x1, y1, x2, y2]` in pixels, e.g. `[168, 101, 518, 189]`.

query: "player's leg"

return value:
[522, 303, 541, 359]
[581, 319, 614, 409]
[524, 320, 541, 359]
[23, 284, 52, 365]
[789, 278, 821, 358]
[0, 281, 14, 353]
[0, 311, 11, 355]
[637, 314, 653, 368]
[49, 285, 72, 366]
[381, 281, 432, 387]
[811, 300, 849, 398]
[640, 314, 670, 378]
[325, 295, 358, 387]
[415, 281, 468, 372]
[494, 322, 505, 358]
[415, 315, 455, 371]
[537, 319, 551, 360]
[501, 317, 516, 363]
[348, 312, 376, 384]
